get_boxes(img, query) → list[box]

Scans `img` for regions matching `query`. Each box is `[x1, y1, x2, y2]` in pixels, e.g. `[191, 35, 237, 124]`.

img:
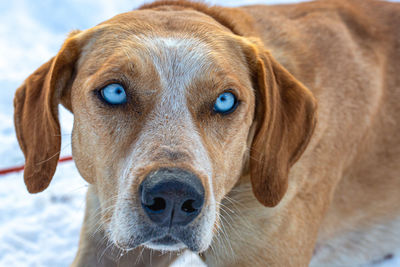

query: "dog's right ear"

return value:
[13, 30, 85, 193]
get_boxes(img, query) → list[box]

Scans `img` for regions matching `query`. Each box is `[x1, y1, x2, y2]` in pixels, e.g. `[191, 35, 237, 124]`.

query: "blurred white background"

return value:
[0, 1, 399, 266]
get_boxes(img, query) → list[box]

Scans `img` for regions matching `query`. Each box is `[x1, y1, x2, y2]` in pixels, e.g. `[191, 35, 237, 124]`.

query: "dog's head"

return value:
[14, 3, 316, 253]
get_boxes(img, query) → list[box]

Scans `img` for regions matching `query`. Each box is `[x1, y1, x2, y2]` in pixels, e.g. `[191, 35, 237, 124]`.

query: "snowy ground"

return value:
[0, 0, 399, 266]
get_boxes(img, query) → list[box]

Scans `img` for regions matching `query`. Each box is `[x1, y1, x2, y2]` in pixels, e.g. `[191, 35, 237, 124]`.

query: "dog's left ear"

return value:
[241, 38, 317, 207]
[13, 30, 85, 193]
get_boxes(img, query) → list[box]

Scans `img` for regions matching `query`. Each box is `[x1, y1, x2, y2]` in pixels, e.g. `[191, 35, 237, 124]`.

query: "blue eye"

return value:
[100, 83, 127, 105]
[214, 92, 237, 114]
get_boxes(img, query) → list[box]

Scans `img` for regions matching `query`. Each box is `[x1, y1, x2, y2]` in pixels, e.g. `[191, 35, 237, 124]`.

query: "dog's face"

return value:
[14, 6, 316, 253]
[71, 11, 255, 252]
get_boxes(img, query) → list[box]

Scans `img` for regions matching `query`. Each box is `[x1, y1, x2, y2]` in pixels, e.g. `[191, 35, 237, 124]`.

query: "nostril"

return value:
[181, 199, 197, 213]
[145, 197, 166, 213]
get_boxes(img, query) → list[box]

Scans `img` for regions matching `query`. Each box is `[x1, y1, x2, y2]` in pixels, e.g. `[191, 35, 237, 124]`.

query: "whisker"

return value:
[98, 240, 114, 264]
[134, 246, 145, 266]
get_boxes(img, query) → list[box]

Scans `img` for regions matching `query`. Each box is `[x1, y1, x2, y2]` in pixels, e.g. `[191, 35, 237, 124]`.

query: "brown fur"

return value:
[13, 0, 400, 266]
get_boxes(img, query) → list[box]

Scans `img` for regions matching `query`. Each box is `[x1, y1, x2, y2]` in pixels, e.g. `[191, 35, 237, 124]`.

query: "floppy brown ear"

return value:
[13, 31, 82, 193]
[243, 39, 317, 207]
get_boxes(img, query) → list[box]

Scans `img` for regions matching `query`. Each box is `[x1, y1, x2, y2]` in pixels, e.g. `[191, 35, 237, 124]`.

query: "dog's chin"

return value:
[144, 235, 186, 251]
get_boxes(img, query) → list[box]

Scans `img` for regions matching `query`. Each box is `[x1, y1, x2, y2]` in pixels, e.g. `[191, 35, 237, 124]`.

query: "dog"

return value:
[13, 0, 400, 266]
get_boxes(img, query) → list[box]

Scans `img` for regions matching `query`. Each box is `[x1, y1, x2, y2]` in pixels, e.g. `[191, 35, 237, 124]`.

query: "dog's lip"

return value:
[114, 220, 207, 252]
[115, 228, 204, 252]
[144, 232, 201, 251]
[149, 231, 202, 252]
[150, 235, 180, 246]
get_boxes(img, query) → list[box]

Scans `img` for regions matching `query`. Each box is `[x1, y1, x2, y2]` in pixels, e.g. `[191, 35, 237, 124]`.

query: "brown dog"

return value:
[13, 0, 400, 266]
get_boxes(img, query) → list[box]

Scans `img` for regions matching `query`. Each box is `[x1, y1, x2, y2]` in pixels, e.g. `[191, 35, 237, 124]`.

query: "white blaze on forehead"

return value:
[141, 36, 214, 93]
[140, 36, 213, 118]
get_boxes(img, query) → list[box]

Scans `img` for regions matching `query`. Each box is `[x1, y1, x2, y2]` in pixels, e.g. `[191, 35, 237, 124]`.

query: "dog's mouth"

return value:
[112, 222, 208, 252]
[151, 235, 179, 246]
[109, 170, 215, 253]
[110, 215, 214, 253]
[144, 234, 187, 251]
[147, 235, 182, 247]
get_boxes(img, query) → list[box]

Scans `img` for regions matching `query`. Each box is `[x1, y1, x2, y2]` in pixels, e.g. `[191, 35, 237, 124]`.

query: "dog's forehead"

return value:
[78, 32, 231, 93]
[77, 21, 245, 90]
[136, 35, 217, 90]
[78, 8, 238, 67]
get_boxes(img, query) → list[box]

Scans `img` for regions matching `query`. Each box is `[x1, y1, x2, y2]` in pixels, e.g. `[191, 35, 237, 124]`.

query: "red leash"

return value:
[0, 156, 73, 175]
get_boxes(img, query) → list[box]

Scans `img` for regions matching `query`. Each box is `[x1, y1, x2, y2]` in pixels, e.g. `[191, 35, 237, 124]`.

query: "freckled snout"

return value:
[140, 168, 205, 227]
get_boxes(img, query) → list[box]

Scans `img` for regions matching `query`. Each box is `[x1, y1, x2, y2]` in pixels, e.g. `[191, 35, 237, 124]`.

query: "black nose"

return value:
[140, 168, 205, 227]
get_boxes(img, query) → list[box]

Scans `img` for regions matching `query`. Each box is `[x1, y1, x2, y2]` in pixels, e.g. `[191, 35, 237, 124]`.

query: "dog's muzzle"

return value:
[138, 168, 206, 250]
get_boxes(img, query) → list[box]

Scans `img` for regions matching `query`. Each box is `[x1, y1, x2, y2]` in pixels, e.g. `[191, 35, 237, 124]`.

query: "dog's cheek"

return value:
[70, 103, 128, 184]
[207, 127, 251, 204]
[71, 122, 97, 184]
[71, 118, 119, 184]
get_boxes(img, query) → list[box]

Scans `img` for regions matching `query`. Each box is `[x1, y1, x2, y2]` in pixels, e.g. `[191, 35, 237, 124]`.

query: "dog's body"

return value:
[235, 1, 400, 266]
[13, 0, 400, 266]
